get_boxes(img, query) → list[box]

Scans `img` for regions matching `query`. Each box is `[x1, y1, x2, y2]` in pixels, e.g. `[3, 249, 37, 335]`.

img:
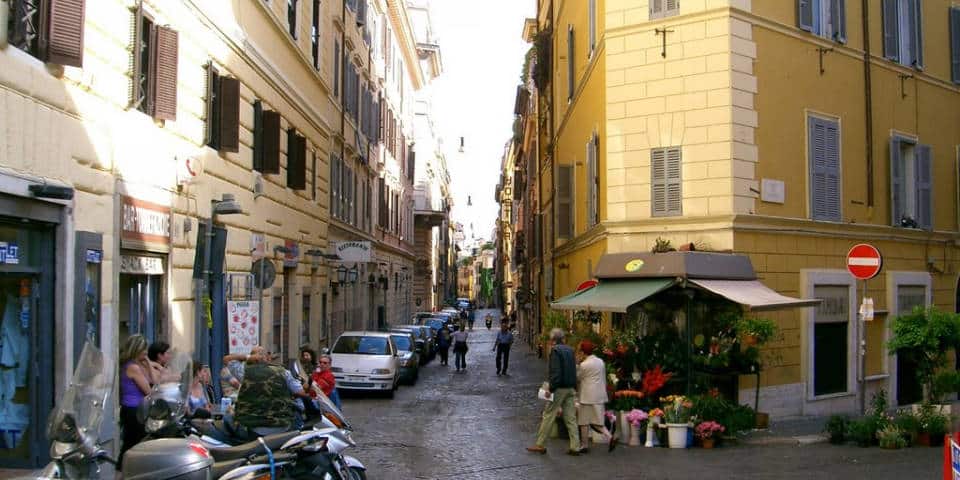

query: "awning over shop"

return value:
[551, 278, 675, 313]
[689, 279, 821, 311]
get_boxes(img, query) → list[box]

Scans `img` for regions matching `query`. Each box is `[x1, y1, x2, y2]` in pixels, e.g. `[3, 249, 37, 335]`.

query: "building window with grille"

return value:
[651, 147, 682, 217]
[650, 0, 679, 20]
[807, 116, 841, 222]
[131, 6, 179, 120]
[798, 0, 846, 42]
[882, 0, 923, 69]
[9, 0, 87, 66]
[890, 136, 931, 230]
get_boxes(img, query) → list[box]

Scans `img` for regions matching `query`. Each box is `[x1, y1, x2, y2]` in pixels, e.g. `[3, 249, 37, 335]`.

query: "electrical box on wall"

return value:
[253, 172, 264, 198]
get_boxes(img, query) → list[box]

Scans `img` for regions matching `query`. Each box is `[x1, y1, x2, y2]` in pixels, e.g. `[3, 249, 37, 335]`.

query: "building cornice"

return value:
[386, 0, 426, 90]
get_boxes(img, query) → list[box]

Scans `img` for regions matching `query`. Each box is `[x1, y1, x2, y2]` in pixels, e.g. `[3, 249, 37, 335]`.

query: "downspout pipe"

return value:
[862, 0, 874, 207]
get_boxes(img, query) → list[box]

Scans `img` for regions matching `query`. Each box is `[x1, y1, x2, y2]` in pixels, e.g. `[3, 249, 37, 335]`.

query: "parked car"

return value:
[390, 327, 427, 362]
[411, 311, 435, 324]
[407, 325, 437, 359]
[418, 317, 447, 335]
[330, 331, 400, 398]
[388, 332, 420, 385]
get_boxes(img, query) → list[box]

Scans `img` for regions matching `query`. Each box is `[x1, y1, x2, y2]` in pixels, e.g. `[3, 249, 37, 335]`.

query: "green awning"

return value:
[550, 278, 676, 313]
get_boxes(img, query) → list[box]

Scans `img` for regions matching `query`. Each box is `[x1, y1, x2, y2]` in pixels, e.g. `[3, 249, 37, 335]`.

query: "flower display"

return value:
[641, 365, 673, 397]
[626, 409, 649, 427]
[695, 420, 725, 440]
[661, 395, 693, 424]
[648, 408, 665, 418]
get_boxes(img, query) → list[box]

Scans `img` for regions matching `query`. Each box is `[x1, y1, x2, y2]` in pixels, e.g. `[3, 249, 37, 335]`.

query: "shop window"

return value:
[131, 5, 179, 120]
[9, 0, 87, 66]
[812, 285, 850, 396]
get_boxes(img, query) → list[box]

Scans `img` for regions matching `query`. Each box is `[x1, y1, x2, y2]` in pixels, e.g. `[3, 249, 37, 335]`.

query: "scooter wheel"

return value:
[348, 467, 367, 480]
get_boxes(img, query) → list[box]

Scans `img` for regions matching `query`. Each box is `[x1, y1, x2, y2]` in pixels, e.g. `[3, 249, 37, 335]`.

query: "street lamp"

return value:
[348, 265, 359, 284]
[337, 265, 348, 283]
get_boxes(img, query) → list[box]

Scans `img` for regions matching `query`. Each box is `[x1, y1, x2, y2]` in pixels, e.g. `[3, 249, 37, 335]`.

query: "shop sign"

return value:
[251, 233, 267, 259]
[85, 249, 102, 264]
[121, 255, 164, 275]
[332, 241, 372, 263]
[0, 242, 19, 265]
[228, 300, 260, 355]
[283, 240, 300, 268]
[121, 196, 171, 253]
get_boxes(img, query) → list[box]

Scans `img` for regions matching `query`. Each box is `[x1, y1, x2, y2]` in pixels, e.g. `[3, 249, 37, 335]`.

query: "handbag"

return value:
[537, 381, 552, 401]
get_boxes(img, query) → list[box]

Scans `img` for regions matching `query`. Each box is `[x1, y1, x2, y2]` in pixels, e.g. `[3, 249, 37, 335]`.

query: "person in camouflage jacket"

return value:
[234, 352, 303, 430]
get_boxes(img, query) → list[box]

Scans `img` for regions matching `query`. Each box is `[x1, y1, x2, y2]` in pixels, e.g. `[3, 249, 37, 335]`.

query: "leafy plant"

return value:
[877, 425, 908, 449]
[933, 371, 960, 402]
[735, 317, 778, 345]
[894, 411, 920, 444]
[651, 237, 675, 253]
[825, 415, 849, 444]
[846, 418, 878, 447]
[887, 306, 960, 403]
[916, 404, 950, 438]
[870, 389, 889, 417]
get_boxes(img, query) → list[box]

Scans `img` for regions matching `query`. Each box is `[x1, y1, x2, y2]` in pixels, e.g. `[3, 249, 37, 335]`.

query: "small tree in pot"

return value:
[886, 306, 960, 404]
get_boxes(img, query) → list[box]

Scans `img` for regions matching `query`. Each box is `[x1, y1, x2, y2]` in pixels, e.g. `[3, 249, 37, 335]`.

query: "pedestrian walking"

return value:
[527, 328, 582, 455]
[452, 328, 469, 372]
[576, 341, 616, 452]
[437, 325, 452, 365]
[468, 309, 476, 331]
[493, 322, 513, 376]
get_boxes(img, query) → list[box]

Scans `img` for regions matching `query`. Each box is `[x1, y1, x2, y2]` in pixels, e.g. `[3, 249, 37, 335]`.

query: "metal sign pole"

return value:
[859, 279, 867, 416]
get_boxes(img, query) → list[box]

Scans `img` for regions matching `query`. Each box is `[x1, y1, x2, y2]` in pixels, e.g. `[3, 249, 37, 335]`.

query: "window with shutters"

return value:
[288, 0, 298, 39]
[131, 7, 179, 120]
[205, 64, 240, 153]
[333, 40, 340, 97]
[312, 0, 320, 70]
[556, 165, 574, 238]
[311, 151, 317, 201]
[651, 147, 682, 217]
[257, 108, 281, 174]
[586, 133, 600, 227]
[566, 25, 575, 103]
[951, 7, 960, 83]
[797, 0, 846, 43]
[882, 0, 923, 69]
[588, 0, 597, 59]
[330, 154, 340, 219]
[890, 136, 932, 230]
[649, 0, 679, 20]
[9, 0, 87, 66]
[807, 116, 841, 222]
[346, 0, 356, 12]
[287, 129, 306, 190]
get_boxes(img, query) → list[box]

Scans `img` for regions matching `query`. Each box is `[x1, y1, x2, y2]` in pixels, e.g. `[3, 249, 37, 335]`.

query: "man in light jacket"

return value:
[576, 341, 616, 452]
[527, 328, 582, 455]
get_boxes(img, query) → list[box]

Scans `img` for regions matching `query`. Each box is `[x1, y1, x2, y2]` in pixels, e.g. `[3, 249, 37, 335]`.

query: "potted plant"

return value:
[735, 317, 777, 347]
[846, 418, 876, 447]
[695, 421, 725, 449]
[887, 306, 960, 404]
[625, 409, 649, 446]
[917, 405, 950, 447]
[646, 408, 665, 447]
[894, 410, 920, 446]
[662, 395, 693, 448]
[824, 415, 850, 445]
[878, 425, 908, 449]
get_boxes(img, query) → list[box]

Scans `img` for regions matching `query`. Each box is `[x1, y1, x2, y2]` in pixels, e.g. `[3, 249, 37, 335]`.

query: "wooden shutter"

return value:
[912, 0, 923, 69]
[651, 149, 667, 216]
[665, 148, 682, 215]
[797, 0, 813, 32]
[253, 100, 264, 171]
[557, 165, 573, 237]
[47, 0, 86, 67]
[333, 40, 340, 97]
[218, 77, 240, 152]
[916, 144, 932, 230]
[952, 8, 960, 83]
[152, 26, 179, 121]
[287, 130, 306, 190]
[890, 137, 904, 226]
[588, 0, 596, 56]
[831, 0, 846, 42]
[882, 0, 899, 61]
[311, 151, 317, 201]
[566, 25, 574, 102]
[808, 117, 841, 222]
[261, 110, 281, 174]
[329, 154, 338, 217]
[650, 0, 663, 17]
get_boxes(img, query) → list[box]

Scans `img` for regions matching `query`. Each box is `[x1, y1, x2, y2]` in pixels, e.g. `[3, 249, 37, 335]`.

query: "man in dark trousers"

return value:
[493, 322, 514, 376]
[527, 328, 581, 455]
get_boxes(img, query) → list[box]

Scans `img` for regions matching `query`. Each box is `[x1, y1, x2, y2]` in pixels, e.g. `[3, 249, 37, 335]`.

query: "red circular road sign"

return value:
[847, 243, 882, 280]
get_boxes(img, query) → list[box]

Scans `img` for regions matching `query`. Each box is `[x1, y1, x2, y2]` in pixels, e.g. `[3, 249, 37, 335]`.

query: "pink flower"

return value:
[626, 409, 648, 427]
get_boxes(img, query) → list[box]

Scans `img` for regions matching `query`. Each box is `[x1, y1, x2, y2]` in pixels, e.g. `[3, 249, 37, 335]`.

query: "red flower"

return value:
[641, 365, 673, 397]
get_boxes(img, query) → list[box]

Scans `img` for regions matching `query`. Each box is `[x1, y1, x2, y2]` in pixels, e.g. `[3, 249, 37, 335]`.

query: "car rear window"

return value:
[425, 319, 444, 331]
[334, 336, 390, 355]
[391, 335, 412, 351]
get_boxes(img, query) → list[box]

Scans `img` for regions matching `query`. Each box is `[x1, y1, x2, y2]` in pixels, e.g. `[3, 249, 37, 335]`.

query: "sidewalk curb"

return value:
[741, 433, 829, 446]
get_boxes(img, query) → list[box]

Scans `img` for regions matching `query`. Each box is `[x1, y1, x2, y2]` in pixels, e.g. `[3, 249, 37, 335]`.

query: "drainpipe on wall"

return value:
[862, 0, 875, 209]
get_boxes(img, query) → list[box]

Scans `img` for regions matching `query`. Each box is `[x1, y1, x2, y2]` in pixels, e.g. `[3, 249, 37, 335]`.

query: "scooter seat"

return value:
[206, 431, 301, 461]
[210, 458, 249, 478]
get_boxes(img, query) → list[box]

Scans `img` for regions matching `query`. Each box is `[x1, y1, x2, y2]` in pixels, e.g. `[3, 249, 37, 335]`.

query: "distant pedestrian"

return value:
[493, 322, 513, 376]
[468, 309, 476, 331]
[437, 326, 452, 365]
[527, 328, 581, 456]
[576, 341, 616, 452]
[452, 328, 469, 372]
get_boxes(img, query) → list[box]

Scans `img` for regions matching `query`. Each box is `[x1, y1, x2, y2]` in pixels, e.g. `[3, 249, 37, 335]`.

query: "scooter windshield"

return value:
[142, 350, 193, 420]
[46, 342, 113, 444]
[314, 390, 352, 432]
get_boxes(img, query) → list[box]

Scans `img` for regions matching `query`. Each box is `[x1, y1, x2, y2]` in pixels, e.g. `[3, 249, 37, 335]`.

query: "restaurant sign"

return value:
[121, 196, 171, 252]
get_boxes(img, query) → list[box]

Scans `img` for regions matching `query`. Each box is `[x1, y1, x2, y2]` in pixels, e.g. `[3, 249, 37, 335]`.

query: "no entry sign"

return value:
[847, 243, 882, 280]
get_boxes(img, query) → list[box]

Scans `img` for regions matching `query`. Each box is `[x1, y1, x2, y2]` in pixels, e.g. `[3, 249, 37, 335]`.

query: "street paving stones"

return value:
[341, 309, 941, 480]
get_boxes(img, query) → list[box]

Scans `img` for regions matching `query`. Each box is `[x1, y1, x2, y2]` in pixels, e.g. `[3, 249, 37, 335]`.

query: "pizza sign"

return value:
[227, 301, 260, 355]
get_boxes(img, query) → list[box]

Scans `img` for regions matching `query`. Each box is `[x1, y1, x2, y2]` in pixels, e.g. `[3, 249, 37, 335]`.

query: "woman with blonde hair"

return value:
[118, 335, 153, 465]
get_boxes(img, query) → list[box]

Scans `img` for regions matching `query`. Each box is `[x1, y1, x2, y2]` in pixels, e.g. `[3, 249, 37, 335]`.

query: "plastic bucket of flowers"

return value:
[662, 395, 693, 448]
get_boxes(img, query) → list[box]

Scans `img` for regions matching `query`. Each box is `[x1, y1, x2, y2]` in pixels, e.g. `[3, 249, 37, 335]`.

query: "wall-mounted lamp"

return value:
[368, 273, 377, 287]
[305, 249, 324, 269]
[28, 183, 74, 200]
[348, 265, 359, 284]
[337, 265, 348, 284]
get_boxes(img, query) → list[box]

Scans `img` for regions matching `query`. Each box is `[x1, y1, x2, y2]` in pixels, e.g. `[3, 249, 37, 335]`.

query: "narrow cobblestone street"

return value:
[340, 310, 942, 480]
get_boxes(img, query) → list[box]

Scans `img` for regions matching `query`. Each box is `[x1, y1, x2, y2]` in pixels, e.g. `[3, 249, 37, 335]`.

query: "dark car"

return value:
[419, 317, 446, 335]
[399, 325, 436, 361]
[390, 327, 427, 364]
[389, 332, 420, 384]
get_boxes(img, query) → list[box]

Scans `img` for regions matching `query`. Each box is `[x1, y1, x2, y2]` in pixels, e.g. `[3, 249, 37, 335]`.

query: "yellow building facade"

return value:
[535, 0, 960, 417]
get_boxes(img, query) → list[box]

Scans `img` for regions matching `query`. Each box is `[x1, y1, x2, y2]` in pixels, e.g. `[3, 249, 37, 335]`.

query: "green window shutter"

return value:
[287, 130, 306, 190]
[831, 0, 847, 43]
[798, 0, 813, 32]
[951, 8, 960, 83]
[916, 144, 932, 230]
[882, 0, 900, 61]
[808, 117, 841, 222]
[253, 100, 263, 171]
[586, 138, 594, 227]
[557, 165, 573, 238]
[890, 137, 904, 226]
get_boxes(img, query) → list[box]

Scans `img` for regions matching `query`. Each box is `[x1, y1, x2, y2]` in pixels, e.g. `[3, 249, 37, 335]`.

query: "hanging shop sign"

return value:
[331, 241, 372, 263]
[227, 300, 260, 355]
[120, 255, 164, 275]
[121, 196, 171, 253]
[283, 240, 300, 268]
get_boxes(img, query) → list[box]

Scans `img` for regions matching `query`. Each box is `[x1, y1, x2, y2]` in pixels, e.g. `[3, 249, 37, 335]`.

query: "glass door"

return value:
[0, 275, 36, 465]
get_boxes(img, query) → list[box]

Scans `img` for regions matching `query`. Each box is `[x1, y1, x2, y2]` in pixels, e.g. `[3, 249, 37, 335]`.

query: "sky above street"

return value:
[426, 0, 536, 247]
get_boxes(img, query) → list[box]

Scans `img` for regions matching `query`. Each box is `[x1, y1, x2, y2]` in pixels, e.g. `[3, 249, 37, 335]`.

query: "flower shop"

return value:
[549, 251, 821, 448]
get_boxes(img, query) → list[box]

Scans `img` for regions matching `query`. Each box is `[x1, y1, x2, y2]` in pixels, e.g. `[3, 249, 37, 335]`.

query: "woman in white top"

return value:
[577, 341, 616, 452]
[452, 329, 469, 372]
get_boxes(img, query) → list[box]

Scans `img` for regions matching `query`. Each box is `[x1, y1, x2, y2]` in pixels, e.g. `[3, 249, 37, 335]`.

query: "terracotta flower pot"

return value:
[701, 438, 715, 449]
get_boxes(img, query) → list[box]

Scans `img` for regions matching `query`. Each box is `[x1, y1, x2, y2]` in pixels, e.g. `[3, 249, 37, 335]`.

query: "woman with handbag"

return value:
[452, 328, 469, 372]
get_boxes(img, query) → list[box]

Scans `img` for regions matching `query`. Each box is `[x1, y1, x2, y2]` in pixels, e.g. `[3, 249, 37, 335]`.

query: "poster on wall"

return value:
[227, 300, 259, 355]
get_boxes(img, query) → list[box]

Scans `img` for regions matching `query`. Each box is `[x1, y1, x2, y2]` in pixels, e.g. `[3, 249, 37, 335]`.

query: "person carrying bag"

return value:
[452, 329, 469, 372]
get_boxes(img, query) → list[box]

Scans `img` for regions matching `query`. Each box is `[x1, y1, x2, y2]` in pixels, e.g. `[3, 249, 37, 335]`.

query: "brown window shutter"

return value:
[288, 132, 307, 190]
[47, 0, 87, 67]
[218, 76, 240, 152]
[152, 26, 179, 120]
[261, 110, 281, 174]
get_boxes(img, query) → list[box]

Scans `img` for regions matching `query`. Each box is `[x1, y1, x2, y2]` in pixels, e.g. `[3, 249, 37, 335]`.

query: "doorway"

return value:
[896, 285, 926, 405]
